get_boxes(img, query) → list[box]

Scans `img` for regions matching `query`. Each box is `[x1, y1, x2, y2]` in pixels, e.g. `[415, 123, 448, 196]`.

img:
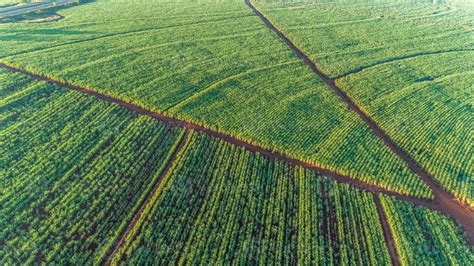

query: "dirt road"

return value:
[244, 0, 473, 246]
[374, 193, 401, 266]
[1, 61, 472, 245]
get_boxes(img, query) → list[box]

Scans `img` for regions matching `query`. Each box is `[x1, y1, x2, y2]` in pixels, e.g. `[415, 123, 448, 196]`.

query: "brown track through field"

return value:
[1, 58, 473, 248]
[244, 0, 474, 246]
[0, 2, 471, 263]
[0, 63, 429, 202]
[102, 130, 189, 265]
[374, 193, 401, 266]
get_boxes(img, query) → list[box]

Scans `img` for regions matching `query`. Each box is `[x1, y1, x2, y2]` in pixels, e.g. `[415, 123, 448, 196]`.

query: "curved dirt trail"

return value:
[244, 0, 473, 245]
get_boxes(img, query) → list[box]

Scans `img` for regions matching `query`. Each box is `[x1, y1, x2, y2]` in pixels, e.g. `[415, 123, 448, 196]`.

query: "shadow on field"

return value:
[0, 28, 97, 44]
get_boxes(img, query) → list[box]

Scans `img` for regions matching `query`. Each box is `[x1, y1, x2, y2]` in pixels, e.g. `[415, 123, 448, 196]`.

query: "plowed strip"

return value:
[244, 0, 473, 245]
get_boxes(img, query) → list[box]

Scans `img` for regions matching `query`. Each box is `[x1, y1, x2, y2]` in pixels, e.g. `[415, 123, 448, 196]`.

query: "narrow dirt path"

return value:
[374, 193, 401, 266]
[244, 0, 473, 246]
[102, 130, 189, 265]
[1, 61, 472, 246]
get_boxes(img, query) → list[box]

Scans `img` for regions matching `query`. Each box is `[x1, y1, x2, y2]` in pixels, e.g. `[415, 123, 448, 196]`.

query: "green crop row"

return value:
[0, 80, 184, 264]
[112, 131, 392, 265]
[380, 196, 473, 265]
[255, 0, 473, 78]
[254, 1, 472, 205]
[337, 52, 474, 205]
[0, 0, 433, 199]
[0, 68, 34, 99]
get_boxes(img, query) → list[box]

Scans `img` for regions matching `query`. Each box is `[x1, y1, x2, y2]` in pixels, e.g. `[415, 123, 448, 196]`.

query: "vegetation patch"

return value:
[381, 196, 473, 264]
[0, 0, 432, 199]
[0, 73, 184, 264]
[112, 131, 391, 265]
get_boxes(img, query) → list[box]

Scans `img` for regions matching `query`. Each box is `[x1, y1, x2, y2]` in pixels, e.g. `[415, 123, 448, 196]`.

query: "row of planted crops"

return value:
[0, 0, 437, 199]
[1, 46, 472, 265]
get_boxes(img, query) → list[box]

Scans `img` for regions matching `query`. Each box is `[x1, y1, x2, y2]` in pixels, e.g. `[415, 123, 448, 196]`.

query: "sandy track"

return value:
[244, 0, 473, 247]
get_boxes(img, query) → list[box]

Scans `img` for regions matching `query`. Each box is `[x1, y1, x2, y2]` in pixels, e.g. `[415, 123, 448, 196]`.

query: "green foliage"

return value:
[0, 0, 432, 198]
[380, 196, 473, 265]
[338, 52, 474, 205]
[0, 68, 35, 100]
[0, 81, 184, 264]
[113, 131, 391, 265]
[0, 2, 471, 264]
[255, 0, 473, 77]
[255, 1, 473, 204]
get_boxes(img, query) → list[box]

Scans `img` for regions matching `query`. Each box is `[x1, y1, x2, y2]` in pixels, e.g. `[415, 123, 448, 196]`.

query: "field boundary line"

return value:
[374, 193, 401, 266]
[0, 61, 472, 245]
[165, 59, 299, 112]
[335, 49, 474, 79]
[0, 63, 422, 200]
[102, 129, 189, 265]
[244, 0, 474, 245]
[0, 14, 251, 60]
